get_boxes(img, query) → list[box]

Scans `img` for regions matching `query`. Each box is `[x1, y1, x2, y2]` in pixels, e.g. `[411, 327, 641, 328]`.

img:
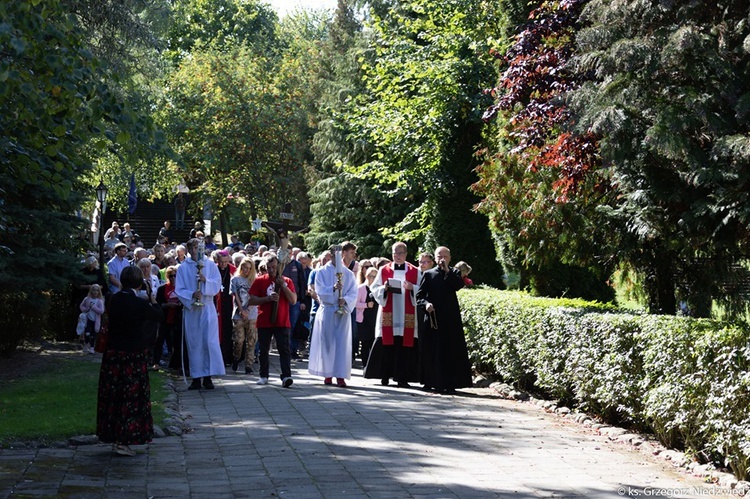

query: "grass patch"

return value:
[0, 355, 169, 446]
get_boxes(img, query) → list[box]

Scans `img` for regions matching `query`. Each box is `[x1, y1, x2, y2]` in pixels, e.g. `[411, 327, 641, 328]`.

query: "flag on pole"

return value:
[127, 173, 137, 214]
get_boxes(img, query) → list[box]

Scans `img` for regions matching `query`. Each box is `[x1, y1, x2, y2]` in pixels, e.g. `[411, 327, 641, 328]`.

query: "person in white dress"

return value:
[175, 238, 226, 390]
[307, 249, 358, 387]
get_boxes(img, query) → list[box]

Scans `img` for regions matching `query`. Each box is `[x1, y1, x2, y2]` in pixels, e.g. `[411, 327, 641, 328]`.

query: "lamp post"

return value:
[95, 180, 108, 288]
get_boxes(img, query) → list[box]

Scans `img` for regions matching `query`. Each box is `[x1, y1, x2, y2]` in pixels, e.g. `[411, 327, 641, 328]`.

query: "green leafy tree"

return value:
[157, 44, 310, 234]
[63, 0, 179, 211]
[1, 0, 166, 288]
[166, 0, 279, 65]
[0, 0, 168, 352]
[339, 0, 507, 285]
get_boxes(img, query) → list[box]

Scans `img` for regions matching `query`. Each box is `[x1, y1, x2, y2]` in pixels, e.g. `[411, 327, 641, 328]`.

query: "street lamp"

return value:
[95, 180, 108, 288]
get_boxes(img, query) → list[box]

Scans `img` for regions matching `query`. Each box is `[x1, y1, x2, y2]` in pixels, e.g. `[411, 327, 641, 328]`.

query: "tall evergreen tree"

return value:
[332, 0, 507, 285]
[305, 0, 396, 257]
[570, 0, 750, 315]
[478, 0, 750, 313]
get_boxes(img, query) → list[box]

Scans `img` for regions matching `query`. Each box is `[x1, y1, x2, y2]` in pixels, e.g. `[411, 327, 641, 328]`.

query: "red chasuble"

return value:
[380, 263, 419, 347]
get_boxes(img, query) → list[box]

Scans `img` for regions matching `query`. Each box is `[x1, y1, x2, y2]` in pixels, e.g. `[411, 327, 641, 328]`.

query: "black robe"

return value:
[416, 266, 473, 391]
[217, 264, 235, 365]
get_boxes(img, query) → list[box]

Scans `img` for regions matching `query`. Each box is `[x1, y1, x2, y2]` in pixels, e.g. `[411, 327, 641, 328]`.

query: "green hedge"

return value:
[460, 288, 750, 480]
[0, 289, 76, 356]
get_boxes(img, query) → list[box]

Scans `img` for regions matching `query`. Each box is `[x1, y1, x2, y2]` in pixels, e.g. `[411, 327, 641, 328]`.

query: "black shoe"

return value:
[245, 367, 253, 374]
[397, 382, 411, 388]
[203, 377, 214, 389]
[188, 379, 201, 390]
[443, 388, 456, 395]
[231, 361, 238, 373]
[381, 378, 389, 386]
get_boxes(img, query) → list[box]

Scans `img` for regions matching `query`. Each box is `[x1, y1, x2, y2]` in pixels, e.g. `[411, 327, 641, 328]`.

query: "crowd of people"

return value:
[82, 218, 475, 456]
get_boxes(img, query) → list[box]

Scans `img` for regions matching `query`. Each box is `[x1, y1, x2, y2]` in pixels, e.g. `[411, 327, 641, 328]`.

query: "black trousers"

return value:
[257, 327, 292, 379]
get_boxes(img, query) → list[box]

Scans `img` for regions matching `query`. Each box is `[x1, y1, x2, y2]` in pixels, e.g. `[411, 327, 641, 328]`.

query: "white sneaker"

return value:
[257, 377, 269, 385]
[282, 377, 293, 388]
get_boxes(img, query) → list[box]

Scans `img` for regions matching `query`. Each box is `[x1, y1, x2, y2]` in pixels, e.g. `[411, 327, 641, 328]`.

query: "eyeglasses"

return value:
[167, 274, 176, 279]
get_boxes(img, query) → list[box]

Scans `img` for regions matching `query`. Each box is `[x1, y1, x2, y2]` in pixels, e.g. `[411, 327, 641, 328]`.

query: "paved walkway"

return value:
[0, 354, 738, 498]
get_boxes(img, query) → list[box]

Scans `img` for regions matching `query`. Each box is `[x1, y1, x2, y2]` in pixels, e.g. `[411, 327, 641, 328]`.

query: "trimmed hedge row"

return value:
[459, 288, 750, 480]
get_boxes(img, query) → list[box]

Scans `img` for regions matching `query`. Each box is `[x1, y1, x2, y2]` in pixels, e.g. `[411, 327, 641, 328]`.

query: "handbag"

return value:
[94, 322, 108, 352]
[76, 312, 88, 336]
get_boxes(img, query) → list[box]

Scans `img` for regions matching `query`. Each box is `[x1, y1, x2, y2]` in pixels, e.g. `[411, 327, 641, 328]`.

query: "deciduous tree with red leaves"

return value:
[474, 0, 617, 302]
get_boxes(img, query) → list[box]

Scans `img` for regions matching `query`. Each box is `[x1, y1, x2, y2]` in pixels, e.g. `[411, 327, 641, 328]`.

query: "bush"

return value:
[0, 292, 51, 356]
[460, 287, 750, 480]
[0, 289, 75, 356]
[529, 262, 616, 303]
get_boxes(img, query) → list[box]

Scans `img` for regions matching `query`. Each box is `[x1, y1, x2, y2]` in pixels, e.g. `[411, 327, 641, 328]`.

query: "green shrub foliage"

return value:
[460, 288, 750, 479]
[0, 293, 51, 356]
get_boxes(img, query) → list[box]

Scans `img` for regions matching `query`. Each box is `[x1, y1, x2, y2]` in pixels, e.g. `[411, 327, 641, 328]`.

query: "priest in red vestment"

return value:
[363, 241, 420, 388]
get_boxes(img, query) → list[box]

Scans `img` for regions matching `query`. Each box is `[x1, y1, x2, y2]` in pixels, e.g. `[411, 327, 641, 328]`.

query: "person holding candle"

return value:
[307, 246, 358, 387]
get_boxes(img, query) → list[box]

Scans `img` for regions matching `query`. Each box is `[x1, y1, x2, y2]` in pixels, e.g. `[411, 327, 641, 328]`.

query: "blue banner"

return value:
[127, 173, 137, 214]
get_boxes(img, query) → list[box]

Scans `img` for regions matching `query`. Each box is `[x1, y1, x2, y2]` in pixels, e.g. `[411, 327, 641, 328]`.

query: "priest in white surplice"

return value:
[308, 248, 358, 387]
[175, 238, 226, 390]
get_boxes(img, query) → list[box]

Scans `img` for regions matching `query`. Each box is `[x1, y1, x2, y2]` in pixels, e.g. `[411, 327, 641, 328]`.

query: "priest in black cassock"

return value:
[416, 246, 473, 394]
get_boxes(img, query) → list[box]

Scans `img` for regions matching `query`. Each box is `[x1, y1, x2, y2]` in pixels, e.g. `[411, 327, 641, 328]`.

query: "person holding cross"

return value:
[247, 252, 297, 388]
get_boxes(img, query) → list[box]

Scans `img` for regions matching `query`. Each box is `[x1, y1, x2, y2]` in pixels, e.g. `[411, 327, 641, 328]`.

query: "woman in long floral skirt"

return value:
[97, 265, 163, 456]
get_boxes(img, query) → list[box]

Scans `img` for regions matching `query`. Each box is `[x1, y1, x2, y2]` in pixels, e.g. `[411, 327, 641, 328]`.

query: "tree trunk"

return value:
[644, 256, 676, 315]
[219, 211, 229, 248]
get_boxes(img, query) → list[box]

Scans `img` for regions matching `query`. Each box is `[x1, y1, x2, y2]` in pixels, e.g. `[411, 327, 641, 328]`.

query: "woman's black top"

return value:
[107, 289, 163, 352]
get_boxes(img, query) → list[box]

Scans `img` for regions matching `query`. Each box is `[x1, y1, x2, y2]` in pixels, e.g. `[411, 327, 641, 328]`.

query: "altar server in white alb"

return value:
[308, 246, 358, 387]
[175, 238, 226, 390]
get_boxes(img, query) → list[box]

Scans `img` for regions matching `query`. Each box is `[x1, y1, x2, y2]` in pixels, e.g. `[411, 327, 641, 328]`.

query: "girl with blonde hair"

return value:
[230, 257, 259, 373]
[79, 284, 105, 354]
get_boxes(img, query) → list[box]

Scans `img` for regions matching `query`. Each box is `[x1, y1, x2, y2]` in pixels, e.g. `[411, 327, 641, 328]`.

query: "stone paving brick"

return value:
[0, 354, 741, 498]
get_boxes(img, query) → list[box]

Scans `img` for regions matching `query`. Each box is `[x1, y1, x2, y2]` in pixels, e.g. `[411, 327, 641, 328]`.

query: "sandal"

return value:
[114, 444, 136, 457]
